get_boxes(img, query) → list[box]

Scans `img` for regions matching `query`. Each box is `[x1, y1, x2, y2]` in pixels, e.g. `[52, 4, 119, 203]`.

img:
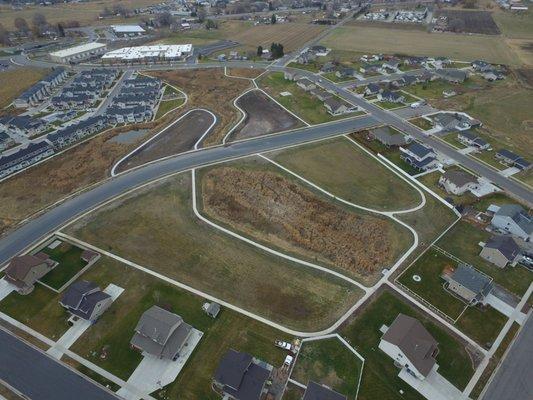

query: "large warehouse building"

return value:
[49, 42, 107, 64]
[101, 44, 193, 63]
[111, 25, 146, 37]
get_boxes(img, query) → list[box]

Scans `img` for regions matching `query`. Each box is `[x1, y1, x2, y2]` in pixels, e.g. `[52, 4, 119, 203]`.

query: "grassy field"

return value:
[46, 256, 291, 399]
[154, 97, 185, 120]
[0, 67, 49, 108]
[0, 0, 162, 29]
[436, 221, 532, 296]
[269, 137, 421, 211]
[39, 241, 88, 290]
[0, 283, 69, 341]
[398, 248, 508, 347]
[65, 172, 362, 331]
[258, 72, 348, 124]
[341, 290, 475, 399]
[291, 338, 363, 398]
[493, 10, 533, 39]
[319, 25, 521, 65]
[197, 157, 412, 286]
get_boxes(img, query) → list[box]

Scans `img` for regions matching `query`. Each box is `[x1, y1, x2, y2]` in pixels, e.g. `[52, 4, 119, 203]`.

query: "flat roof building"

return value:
[50, 42, 107, 64]
[101, 45, 193, 63]
[111, 25, 146, 36]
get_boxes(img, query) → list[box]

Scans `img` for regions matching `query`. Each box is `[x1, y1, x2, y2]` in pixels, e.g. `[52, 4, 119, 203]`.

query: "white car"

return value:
[410, 100, 426, 109]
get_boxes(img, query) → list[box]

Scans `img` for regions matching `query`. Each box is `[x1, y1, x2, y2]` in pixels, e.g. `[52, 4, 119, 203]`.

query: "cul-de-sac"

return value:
[0, 1, 531, 399]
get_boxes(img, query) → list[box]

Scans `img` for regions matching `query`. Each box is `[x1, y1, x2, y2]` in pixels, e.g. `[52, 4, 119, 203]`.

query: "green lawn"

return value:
[287, 62, 321, 73]
[270, 136, 422, 211]
[292, 338, 363, 398]
[258, 72, 347, 125]
[405, 81, 463, 102]
[417, 169, 477, 207]
[155, 97, 185, 119]
[436, 221, 532, 297]
[455, 304, 507, 348]
[68, 257, 290, 399]
[409, 117, 433, 130]
[323, 72, 355, 83]
[341, 290, 474, 399]
[283, 383, 306, 400]
[66, 172, 362, 331]
[376, 100, 405, 110]
[39, 241, 89, 290]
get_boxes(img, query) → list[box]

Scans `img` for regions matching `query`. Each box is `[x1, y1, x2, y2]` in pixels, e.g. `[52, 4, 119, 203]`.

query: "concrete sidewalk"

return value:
[0, 279, 15, 302]
[399, 367, 469, 400]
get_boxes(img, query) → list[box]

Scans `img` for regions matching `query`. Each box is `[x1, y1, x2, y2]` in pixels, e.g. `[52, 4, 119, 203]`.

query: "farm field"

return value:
[269, 137, 421, 211]
[147, 69, 251, 145]
[0, 0, 162, 29]
[436, 220, 532, 297]
[0, 67, 49, 109]
[398, 248, 508, 347]
[319, 25, 520, 65]
[114, 109, 215, 173]
[435, 10, 500, 35]
[340, 289, 476, 399]
[197, 157, 412, 286]
[291, 338, 363, 398]
[258, 72, 352, 124]
[493, 9, 533, 39]
[229, 90, 302, 142]
[65, 172, 363, 331]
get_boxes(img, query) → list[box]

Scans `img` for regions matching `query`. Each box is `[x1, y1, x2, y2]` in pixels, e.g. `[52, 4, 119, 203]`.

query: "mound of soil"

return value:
[201, 167, 396, 277]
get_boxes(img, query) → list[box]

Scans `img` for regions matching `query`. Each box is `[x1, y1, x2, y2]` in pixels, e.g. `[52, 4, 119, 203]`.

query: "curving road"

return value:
[0, 115, 379, 266]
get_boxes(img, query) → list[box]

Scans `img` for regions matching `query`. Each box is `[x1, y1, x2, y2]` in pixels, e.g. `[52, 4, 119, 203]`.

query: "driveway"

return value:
[116, 329, 203, 400]
[0, 279, 16, 302]
[399, 366, 468, 400]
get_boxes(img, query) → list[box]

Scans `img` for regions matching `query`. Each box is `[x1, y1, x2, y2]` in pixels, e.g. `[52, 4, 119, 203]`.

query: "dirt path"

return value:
[114, 109, 216, 174]
[230, 90, 303, 141]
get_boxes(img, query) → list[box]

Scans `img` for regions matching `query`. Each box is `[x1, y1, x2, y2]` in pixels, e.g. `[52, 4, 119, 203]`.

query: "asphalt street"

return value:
[0, 327, 118, 400]
[0, 114, 379, 266]
[483, 314, 533, 400]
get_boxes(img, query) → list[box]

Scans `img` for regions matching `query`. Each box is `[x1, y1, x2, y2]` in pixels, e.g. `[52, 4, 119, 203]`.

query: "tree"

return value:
[57, 23, 65, 37]
[205, 19, 218, 30]
[156, 12, 173, 26]
[14, 17, 29, 33]
[270, 42, 284, 59]
[197, 9, 207, 23]
[257, 45, 263, 57]
[271, 13, 277, 24]
[32, 12, 47, 28]
[268, 1, 274, 11]
[0, 23, 10, 46]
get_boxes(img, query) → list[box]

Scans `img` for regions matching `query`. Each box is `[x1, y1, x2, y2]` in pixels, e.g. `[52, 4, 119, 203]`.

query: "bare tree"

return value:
[0, 23, 10, 45]
[14, 17, 30, 33]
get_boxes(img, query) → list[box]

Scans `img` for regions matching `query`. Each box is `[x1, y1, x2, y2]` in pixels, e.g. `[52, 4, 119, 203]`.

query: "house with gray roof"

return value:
[302, 381, 347, 400]
[400, 142, 437, 171]
[0, 141, 54, 179]
[379, 314, 439, 380]
[369, 127, 410, 148]
[438, 170, 479, 196]
[457, 131, 490, 151]
[310, 88, 332, 102]
[490, 204, 533, 241]
[377, 90, 404, 103]
[444, 264, 493, 304]
[364, 83, 381, 96]
[321, 62, 336, 73]
[435, 69, 468, 84]
[480, 236, 522, 269]
[130, 306, 193, 360]
[432, 113, 477, 132]
[297, 78, 317, 92]
[335, 67, 355, 79]
[323, 98, 351, 115]
[495, 149, 531, 171]
[213, 349, 272, 400]
[60, 280, 112, 322]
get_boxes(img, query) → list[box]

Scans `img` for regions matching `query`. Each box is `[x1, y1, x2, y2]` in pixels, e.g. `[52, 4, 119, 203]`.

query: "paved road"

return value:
[0, 115, 379, 266]
[0, 327, 118, 400]
[483, 313, 533, 400]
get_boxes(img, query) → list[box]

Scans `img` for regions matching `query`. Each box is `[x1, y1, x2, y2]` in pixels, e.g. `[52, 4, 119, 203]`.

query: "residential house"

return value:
[482, 70, 504, 81]
[296, 78, 317, 92]
[0, 116, 48, 137]
[400, 142, 438, 171]
[323, 98, 351, 115]
[495, 149, 531, 170]
[106, 105, 153, 124]
[404, 56, 428, 67]
[48, 116, 108, 149]
[302, 381, 347, 400]
[444, 264, 493, 304]
[60, 280, 112, 322]
[379, 314, 439, 380]
[284, 71, 301, 81]
[335, 67, 355, 79]
[0, 132, 15, 151]
[310, 88, 332, 102]
[438, 170, 479, 196]
[369, 127, 410, 148]
[382, 58, 401, 72]
[490, 204, 533, 241]
[309, 45, 329, 56]
[320, 62, 336, 73]
[471, 60, 492, 72]
[359, 63, 381, 74]
[435, 69, 468, 84]
[296, 51, 316, 64]
[4, 253, 56, 295]
[14, 83, 48, 108]
[480, 236, 522, 268]
[364, 83, 382, 96]
[378, 90, 405, 103]
[0, 141, 54, 179]
[130, 305, 194, 360]
[432, 113, 478, 132]
[457, 131, 490, 151]
[213, 349, 272, 400]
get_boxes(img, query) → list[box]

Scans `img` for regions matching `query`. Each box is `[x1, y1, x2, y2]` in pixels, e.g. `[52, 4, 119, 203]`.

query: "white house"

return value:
[490, 205, 533, 241]
[379, 314, 439, 380]
[438, 170, 479, 196]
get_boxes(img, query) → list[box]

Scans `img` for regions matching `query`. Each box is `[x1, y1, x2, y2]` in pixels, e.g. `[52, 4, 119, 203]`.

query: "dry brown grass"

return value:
[147, 68, 251, 145]
[227, 67, 265, 79]
[0, 67, 49, 108]
[199, 163, 410, 285]
[0, 114, 177, 237]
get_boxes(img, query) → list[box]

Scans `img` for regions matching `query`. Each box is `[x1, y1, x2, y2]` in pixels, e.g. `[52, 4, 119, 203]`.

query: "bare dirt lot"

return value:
[230, 90, 302, 141]
[147, 69, 251, 146]
[227, 67, 265, 79]
[436, 10, 500, 35]
[114, 109, 215, 173]
[199, 162, 411, 285]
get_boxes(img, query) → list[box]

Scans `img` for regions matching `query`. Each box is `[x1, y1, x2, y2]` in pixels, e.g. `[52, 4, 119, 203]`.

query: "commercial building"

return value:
[101, 44, 193, 63]
[111, 25, 146, 37]
[49, 42, 107, 64]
